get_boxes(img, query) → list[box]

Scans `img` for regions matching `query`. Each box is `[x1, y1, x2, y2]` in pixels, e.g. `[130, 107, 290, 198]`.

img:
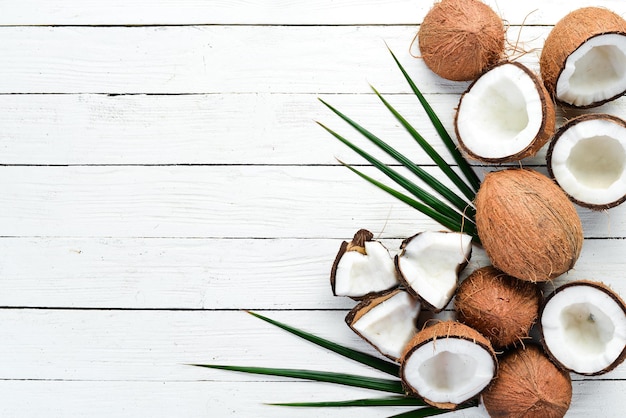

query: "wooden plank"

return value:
[2, 309, 626, 382]
[1, 92, 619, 166]
[0, 25, 554, 94]
[0, 165, 624, 239]
[0, 0, 625, 26]
[0, 379, 622, 418]
[0, 237, 622, 309]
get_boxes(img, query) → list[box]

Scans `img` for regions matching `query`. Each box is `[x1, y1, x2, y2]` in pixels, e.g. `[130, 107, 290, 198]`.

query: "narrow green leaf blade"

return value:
[319, 97, 475, 221]
[193, 364, 404, 394]
[317, 121, 468, 227]
[387, 407, 452, 418]
[387, 47, 481, 192]
[370, 85, 477, 205]
[247, 311, 400, 376]
[269, 395, 426, 407]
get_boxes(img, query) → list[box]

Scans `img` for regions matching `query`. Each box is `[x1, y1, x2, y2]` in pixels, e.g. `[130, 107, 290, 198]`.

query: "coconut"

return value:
[455, 62, 556, 163]
[455, 266, 541, 349]
[540, 7, 626, 108]
[475, 168, 583, 283]
[330, 229, 399, 299]
[482, 345, 572, 418]
[540, 280, 626, 375]
[417, 0, 505, 81]
[547, 113, 626, 210]
[345, 289, 421, 362]
[400, 321, 497, 409]
[395, 231, 472, 312]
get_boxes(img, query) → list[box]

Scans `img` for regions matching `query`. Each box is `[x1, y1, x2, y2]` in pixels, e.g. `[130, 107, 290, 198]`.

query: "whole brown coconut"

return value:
[455, 266, 541, 348]
[475, 169, 583, 282]
[482, 345, 572, 418]
[540, 7, 626, 108]
[418, 0, 505, 81]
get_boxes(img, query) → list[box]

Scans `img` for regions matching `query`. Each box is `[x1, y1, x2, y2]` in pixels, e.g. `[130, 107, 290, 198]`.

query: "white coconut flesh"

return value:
[456, 63, 544, 160]
[403, 338, 495, 405]
[549, 118, 626, 206]
[334, 241, 399, 297]
[352, 291, 421, 360]
[397, 232, 472, 311]
[557, 34, 626, 107]
[541, 285, 626, 374]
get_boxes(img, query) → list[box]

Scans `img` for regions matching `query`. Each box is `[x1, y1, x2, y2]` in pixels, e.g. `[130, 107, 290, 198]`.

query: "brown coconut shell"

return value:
[418, 0, 505, 81]
[540, 7, 626, 108]
[539, 280, 626, 375]
[345, 288, 419, 361]
[455, 266, 541, 348]
[475, 168, 583, 283]
[546, 113, 626, 210]
[482, 345, 572, 418]
[400, 320, 497, 409]
[455, 62, 556, 163]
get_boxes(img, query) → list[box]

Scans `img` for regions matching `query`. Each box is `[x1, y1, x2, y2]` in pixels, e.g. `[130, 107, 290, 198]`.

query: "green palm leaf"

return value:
[193, 364, 404, 394]
[386, 47, 481, 192]
[319, 97, 475, 220]
[387, 407, 454, 417]
[269, 395, 426, 407]
[247, 311, 400, 376]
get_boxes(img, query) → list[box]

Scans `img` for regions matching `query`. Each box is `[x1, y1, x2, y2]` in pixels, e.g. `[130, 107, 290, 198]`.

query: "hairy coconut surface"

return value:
[482, 345, 572, 418]
[540, 280, 626, 375]
[455, 266, 541, 348]
[540, 7, 626, 108]
[475, 169, 583, 283]
[330, 229, 399, 299]
[547, 113, 626, 210]
[418, 0, 505, 81]
[455, 62, 555, 163]
[401, 321, 497, 409]
[345, 289, 421, 361]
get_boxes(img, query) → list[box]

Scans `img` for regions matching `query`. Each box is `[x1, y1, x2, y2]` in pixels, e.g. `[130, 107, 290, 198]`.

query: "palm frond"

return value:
[269, 395, 426, 407]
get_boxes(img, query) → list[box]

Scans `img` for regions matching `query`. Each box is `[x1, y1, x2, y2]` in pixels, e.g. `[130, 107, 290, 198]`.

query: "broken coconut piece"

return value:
[540, 280, 626, 375]
[455, 266, 541, 349]
[400, 321, 497, 410]
[345, 289, 421, 361]
[395, 231, 472, 312]
[455, 62, 555, 163]
[330, 229, 399, 299]
[482, 345, 572, 418]
[417, 0, 505, 81]
[540, 7, 626, 108]
[547, 113, 626, 209]
[475, 168, 583, 283]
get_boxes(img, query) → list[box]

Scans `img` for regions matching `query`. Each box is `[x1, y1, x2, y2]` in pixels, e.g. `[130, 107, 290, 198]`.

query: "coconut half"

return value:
[547, 113, 626, 209]
[455, 266, 541, 348]
[417, 0, 505, 81]
[455, 62, 556, 163]
[346, 289, 421, 361]
[540, 280, 626, 375]
[540, 7, 626, 108]
[475, 168, 584, 283]
[331, 229, 399, 299]
[482, 345, 572, 418]
[395, 231, 472, 312]
[400, 321, 497, 409]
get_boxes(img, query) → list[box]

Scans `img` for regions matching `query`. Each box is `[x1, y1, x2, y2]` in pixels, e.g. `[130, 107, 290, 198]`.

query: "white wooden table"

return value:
[1, 1, 626, 416]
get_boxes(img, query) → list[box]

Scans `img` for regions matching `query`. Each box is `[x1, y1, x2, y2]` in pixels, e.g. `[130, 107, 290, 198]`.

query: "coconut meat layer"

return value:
[456, 63, 543, 159]
[557, 34, 626, 107]
[542, 285, 626, 374]
[404, 337, 495, 405]
[550, 118, 626, 205]
[334, 241, 399, 297]
[398, 232, 472, 310]
[353, 291, 420, 360]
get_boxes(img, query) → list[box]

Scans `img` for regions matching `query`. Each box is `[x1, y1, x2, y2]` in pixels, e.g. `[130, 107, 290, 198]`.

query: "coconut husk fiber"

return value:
[475, 169, 583, 283]
[418, 0, 505, 81]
